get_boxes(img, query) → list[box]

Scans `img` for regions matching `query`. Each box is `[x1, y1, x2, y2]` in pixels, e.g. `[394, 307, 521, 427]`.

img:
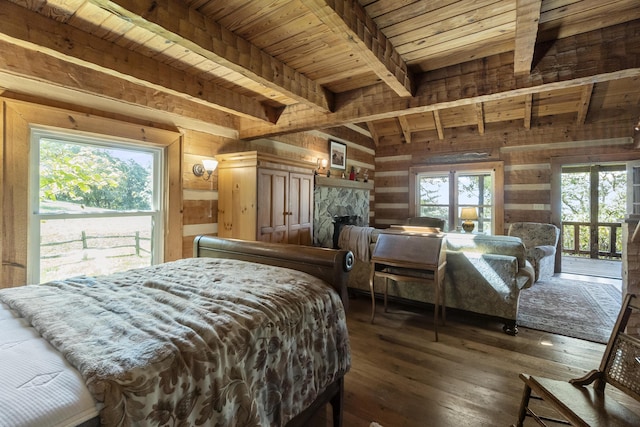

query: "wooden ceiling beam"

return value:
[88, 0, 334, 113]
[0, 0, 276, 124]
[576, 83, 594, 125]
[239, 22, 640, 139]
[301, 0, 413, 97]
[0, 41, 238, 138]
[398, 116, 411, 143]
[514, 0, 542, 75]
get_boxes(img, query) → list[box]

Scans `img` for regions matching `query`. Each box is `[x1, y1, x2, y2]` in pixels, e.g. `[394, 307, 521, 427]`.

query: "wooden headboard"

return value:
[193, 236, 354, 309]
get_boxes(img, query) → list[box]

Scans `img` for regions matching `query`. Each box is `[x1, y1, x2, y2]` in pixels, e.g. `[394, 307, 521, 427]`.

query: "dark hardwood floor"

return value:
[310, 294, 640, 426]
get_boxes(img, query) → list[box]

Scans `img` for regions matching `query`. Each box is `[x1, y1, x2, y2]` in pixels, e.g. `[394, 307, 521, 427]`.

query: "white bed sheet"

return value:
[0, 302, 99, 427]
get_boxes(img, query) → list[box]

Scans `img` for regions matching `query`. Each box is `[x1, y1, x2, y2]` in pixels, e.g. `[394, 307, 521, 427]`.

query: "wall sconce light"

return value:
[460, 207, 478, 233]
[315, 158, 328, 175]
[193, 158, 218, 181]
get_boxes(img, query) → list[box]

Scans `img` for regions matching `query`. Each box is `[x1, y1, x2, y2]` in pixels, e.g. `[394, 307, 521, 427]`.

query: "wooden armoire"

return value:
[216, 151, 315, 245]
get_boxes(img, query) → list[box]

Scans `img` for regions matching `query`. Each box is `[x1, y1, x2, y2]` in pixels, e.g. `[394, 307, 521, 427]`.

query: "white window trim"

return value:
[28, 128, 165, 284]
[409, 161, 504, 235]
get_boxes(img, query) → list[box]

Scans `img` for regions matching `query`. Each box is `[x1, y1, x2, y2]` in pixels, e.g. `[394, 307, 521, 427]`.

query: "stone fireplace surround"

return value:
[313, 176, 372, 248]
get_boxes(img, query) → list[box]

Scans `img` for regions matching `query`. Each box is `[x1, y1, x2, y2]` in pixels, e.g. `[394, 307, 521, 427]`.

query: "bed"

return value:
[0, 236, 354, 427]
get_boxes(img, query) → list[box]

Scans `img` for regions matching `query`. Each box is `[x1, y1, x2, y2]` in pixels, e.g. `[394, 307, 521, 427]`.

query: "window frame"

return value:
[0, 98, 182, 288]
[28, 129, 165, 284]
[409, 161, 504, 235]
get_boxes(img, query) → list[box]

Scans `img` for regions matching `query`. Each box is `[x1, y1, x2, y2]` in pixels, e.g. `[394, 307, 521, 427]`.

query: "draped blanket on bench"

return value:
[0, 257, 351, 426]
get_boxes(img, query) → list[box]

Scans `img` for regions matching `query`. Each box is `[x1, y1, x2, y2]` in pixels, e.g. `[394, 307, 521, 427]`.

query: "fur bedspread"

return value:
[0, 258, 351, 426]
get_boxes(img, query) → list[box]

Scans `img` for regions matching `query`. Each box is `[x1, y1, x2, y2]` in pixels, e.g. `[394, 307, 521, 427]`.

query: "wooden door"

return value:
[258, 168, 288, 243]
[218, 167, 257, 240]
[288, 172, 314, 245]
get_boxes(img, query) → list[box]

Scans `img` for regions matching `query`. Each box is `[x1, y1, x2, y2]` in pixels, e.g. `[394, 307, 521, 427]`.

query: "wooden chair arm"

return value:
[569, 369, 602, 386]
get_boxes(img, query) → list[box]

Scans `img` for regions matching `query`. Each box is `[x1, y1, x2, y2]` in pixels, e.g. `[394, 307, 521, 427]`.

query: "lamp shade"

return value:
[202, 159, 218, 172]
[460, 207, 478, 220]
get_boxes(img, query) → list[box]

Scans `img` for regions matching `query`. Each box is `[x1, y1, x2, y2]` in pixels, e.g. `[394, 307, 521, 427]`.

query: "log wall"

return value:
[0, 92, 374, 288]
[373, 114, 640, 232]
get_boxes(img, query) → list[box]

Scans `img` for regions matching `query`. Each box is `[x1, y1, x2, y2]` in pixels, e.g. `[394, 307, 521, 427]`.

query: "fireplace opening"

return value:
[332, 215, 362, 249]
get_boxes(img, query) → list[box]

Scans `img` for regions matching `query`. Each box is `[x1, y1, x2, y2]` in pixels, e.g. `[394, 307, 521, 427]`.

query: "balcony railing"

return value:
[561, 221, 622, 259]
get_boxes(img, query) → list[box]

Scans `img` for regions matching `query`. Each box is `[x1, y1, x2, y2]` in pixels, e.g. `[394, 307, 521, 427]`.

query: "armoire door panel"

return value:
[288, 172, 314, 245]
[258, 169, 288, 243]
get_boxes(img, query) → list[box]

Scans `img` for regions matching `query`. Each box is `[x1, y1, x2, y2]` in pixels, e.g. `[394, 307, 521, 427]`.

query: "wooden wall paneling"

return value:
[372, 173, 409, 189]
[504, 168, 552, 185]
[165, 135, 183, 262]
[505, 189, 551, 205]
[0, 99, 3, 286]
[1, 101, 29, 287]
[182, 199, 218, 225]
[375, 191, 409, 205]
[504, 209, 551, 225]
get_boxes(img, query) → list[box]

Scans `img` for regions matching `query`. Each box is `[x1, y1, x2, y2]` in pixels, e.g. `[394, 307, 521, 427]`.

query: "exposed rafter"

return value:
[301, 0, 413, 97]
[514, 0, 542, 75]
[367, 122, 380, 146]
[475, 103, 485, 135]
[576, 83, 594, 125]
[239, 24, 640, 139]
[524, 93, 533, 129]
[433, 110, 444, 140]
[398, 116, 411, 143]
[0, 41, 239, 138]
[88, 0, 334, 113]
[0, 0, 282, 124]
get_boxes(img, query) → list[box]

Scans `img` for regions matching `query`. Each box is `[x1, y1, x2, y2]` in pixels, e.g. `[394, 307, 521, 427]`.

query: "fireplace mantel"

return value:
[315, 175, 373, 190]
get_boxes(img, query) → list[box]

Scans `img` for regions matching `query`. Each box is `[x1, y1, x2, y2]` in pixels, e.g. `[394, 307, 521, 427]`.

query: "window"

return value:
[29, 129, 164, 284]
[562, 164, 626, 259]
[410, 161, 504, 234]
[627, 160, 640, 215]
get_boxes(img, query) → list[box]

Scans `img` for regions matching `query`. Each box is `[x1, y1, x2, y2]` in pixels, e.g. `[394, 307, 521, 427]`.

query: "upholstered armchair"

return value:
[508, 222, 560, 282]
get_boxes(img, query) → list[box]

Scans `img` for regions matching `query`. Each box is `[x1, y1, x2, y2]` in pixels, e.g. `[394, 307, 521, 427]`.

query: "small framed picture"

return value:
[330, 140, 346, 170]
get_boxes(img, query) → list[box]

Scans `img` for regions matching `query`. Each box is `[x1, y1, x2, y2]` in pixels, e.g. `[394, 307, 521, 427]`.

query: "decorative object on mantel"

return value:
[330, 140, 346, 170]
[349, 166, 356, 180]
[460, 207, 478, 232]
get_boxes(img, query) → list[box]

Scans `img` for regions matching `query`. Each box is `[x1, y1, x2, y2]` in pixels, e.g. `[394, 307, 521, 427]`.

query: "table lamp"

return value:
[460, 207, 478, 233]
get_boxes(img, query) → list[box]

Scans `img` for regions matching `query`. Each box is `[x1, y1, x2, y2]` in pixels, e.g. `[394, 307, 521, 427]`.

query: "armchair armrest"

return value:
[528, 245, 556, 261]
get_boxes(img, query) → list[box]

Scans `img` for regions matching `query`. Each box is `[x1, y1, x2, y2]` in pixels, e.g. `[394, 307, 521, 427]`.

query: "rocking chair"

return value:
[514, 293, 640, 426]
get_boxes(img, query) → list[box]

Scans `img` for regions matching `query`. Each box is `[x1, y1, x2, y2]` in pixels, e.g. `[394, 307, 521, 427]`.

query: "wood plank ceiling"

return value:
[0, 0, 639, 145]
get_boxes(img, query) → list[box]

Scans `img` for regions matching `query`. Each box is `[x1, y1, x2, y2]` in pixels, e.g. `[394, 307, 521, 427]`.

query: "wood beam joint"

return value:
[301, 0, 413, 97]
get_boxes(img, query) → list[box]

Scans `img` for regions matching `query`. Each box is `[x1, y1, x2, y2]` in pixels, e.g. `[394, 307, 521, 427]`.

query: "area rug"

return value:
[517, 276, 622, 343]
